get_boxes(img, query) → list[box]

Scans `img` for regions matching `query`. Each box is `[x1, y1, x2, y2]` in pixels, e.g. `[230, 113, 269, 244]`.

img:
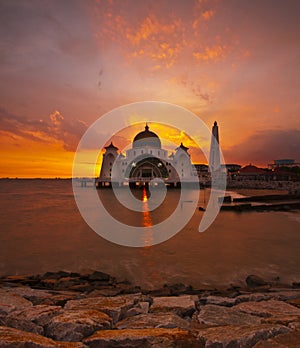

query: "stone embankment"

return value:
[0, 272, 300, 347]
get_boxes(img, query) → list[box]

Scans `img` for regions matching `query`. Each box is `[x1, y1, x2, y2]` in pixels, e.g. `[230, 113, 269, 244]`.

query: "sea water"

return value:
[0, 179, 299, 289]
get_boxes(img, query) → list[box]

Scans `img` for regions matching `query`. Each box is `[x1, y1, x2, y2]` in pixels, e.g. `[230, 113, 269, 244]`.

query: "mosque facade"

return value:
[97, 124, 198, 187]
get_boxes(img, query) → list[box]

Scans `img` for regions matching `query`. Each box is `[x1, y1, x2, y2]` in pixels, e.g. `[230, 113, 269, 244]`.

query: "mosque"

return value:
[97, 122, 220, 188]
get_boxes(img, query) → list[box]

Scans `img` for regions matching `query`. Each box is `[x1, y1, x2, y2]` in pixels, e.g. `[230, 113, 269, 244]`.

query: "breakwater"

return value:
[1, 271, 300, 347]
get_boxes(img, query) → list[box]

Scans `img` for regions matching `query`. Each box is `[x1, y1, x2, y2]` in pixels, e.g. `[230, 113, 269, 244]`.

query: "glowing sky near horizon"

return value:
[0, 0, 299, 177]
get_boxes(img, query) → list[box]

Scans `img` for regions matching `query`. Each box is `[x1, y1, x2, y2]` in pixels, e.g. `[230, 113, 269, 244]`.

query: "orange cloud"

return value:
[193, 45, 227, 61]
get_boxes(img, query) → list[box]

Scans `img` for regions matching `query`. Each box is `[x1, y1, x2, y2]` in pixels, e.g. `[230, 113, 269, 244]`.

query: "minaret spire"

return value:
[209, 121, 221, 171]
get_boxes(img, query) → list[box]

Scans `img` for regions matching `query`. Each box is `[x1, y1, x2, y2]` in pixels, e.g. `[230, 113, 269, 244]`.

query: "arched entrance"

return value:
[127, 156, 168, 181]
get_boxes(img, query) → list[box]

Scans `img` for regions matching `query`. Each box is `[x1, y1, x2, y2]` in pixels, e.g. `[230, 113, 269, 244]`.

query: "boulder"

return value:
[116, 313, 191, 330]
[87, 271, 112, 282]
[197, 324, 290, 348]
[0, 288, 32, 314]
[8, 304, 63, 326]
[87, 288, 122, 297]
[45, 309, 111, 342]
[64, 295, 136, 323]
[233, 300, 300, 317]
[246, 275, 268, 288]
[287, 297, 300, 308]
[0, 325, 86, 347]
[253, 330, 300, 347]
[236, 293, 273, 303]
[5, 287, 81, 306]
[5, 287, 53, 305]
[150, 295, 196, 317]
[261, 315, 300, 326]
[83, 328, 199, 348]
[202, 295, 237, 307]
[198, 304, 261, 326]
[269, 290, 300, 301]
[0, 315, 43, 335]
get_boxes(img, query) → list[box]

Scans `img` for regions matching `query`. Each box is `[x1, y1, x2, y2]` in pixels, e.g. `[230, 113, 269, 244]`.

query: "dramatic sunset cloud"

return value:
[0, 0, 299, 177]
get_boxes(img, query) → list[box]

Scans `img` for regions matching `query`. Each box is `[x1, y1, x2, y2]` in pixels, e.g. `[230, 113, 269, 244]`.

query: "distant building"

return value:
[268, 159, 299, 169]
[238, 164, 268, 180]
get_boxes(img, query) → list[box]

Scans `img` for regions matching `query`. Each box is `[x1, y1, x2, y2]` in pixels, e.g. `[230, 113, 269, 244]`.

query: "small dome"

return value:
[133, 124, 161, 148]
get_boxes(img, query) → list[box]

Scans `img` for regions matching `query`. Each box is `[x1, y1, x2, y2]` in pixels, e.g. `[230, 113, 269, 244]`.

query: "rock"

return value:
[83, 328, 199, 348]
[253, 330, 300, 347]
[202, 295, 237, 307]
[166, 283, 193, 296]
[269, 290, 300, 301]
[261, 315, 300, 326]
[150, 295, 196, 317]
[5, 286, 54, 305]
[197, 324, 290, 348]
[292, 281, 300, 288]
[87, 288, 122, 297]
[246, 275, 268, 288]
[87, 271, 111, 282]
[288, 321, 300, 330]
[137, 302, 150, 314]
[287, 297, 300, 308]
[236, 293, 273, 303]
[45, 309, 111, 342]
[233, 300, 300, 317]
[198, 304, 261, 326]
[5, 287, 83, 306]
[124, 301, 150, 318]
[64, 295, 136, 323]
[8, 304, 63, 326]
[0, 325, 87, 347]
[116, 313, 191, 330]
[0, 288, 32, 314]
[0, 315, 43, 335]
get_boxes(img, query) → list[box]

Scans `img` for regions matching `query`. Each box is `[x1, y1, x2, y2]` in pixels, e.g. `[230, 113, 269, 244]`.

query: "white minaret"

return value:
[99, 142, 119, 184]
[209, 121, 221, 172]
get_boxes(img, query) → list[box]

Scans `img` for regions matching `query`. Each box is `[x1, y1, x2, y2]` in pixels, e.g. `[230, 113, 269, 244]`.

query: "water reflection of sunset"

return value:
[140, 186, 161, 283]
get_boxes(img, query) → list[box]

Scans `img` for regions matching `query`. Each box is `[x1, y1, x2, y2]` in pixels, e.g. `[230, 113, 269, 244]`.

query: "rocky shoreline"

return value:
[1, 271, 300, 347]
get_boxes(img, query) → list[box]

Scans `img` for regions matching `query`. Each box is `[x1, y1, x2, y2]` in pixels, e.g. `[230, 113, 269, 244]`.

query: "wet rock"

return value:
[198, 304, 261, 326]
[42, 271, 71, 280]
[150, 295, 196, 317]
[0, 325, 87, 347]
[45, 309, 111, 342]
[292, 281, 300, 288]
[147, 287, 172, 297]
[64, 295, 136, 323]
[0, 288, 32, 314]
[234, 300, 300, 317]
[8, 304, 63, 327]
[83, 328, 199, 348]
[86, 271, 111, 282]
[197, 324, 290, 348]
[166, 283, 194, 296]
[116, 313, 191, 330]
[246, 275, 269, 288]
[253, 330, 300, 347]
[202, 295, 237, 307]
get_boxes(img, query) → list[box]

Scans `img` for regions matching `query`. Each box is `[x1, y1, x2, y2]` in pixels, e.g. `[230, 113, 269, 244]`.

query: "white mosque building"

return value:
[97, 124, 199, 188]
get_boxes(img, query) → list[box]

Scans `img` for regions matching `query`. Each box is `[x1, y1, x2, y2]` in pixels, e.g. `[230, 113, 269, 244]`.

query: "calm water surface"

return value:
[0, 179, 299, 288]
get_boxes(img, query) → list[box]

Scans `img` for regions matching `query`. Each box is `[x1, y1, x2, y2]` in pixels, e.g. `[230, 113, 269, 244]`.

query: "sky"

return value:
[0, 0, 299, 177]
